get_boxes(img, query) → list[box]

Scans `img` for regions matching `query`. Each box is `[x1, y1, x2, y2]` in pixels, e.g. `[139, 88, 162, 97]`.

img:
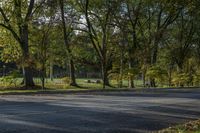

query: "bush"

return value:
[146, 66, 168, 85]
[61, 77, 71, 84]
[193, 73, 200, 86]
[108, 73, 121, 86]
[172, 72, 190, 87]
[0, 70, 21, 87]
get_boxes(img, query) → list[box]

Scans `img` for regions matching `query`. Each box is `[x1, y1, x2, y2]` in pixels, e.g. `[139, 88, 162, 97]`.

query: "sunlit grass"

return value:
[0, 77, 198, 95]
[0, 78, 141, 95]
[158, 119, 200, 133]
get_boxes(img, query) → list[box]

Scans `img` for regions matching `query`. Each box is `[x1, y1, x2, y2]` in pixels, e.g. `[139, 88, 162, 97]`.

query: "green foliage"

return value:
[108, 73, 121, 85]
[146, 66, 168, 84]
[172, 72, 191, 87]
[61, 77, 71, 84]
[159, 119, 200, 133]
[0, 31, 22, 64]
[0, 70, 21, 87]
[0, 0, 200, 88]
[108, 63, 121, 86]
[193, 74, 200, 86]
[190, 69, 200, 86]
[124, 68, 140, 78]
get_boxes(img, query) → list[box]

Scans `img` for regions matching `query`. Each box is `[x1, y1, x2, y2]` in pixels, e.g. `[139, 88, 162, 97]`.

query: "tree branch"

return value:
[0, 7, 10, 23]
[0, 23, 21, 44]
[25, 0, 35, 21]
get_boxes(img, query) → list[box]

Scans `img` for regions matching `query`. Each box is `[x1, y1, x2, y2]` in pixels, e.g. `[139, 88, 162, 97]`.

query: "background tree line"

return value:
[0, 0, 200, 89]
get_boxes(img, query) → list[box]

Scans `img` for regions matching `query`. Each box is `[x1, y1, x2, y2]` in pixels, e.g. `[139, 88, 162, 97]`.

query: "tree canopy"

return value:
[0, 0, 200, 88]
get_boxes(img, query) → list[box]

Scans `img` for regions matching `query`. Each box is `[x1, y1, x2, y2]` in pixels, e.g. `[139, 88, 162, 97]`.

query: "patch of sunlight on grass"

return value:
[158, 119, 200, 133]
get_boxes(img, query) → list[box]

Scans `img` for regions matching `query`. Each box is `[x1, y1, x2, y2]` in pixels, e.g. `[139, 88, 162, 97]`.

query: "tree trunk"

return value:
[150, 78, 156, 87]
[168, 65, 172, 87]
[69, 60, 77, 86]
[101, 61, 109, 89]
[21, 24, 35, 87]
[119, 48, 124, 88]
[129, 76, 134, 88]
[178, 64, 184, 87]
[41, 62, 46, 90]
[24, 67, 34, 87]
[142, 71, 146, 87]
[49, 61, 53, 81]
[128, 60, 135, 88]
[59, 0, 77, 86]
[41, 72, 45, 90]
[150, 38, 159, 87]
[150, 47, 157, 88]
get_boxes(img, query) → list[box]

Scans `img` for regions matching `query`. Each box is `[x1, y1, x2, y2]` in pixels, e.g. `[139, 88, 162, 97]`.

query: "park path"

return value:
[0, 88, 200, 133]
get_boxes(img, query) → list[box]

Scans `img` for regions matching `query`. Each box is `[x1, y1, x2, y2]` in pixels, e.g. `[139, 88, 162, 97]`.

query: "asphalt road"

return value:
[0, 88, 200, 133]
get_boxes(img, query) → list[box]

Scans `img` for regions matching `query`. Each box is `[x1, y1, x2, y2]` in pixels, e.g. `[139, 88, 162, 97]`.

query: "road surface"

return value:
[0, 88, 200, 133]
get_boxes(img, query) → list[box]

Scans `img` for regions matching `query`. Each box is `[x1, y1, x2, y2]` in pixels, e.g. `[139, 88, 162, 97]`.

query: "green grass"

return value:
[0, 77, 144, 88]
[0, 86, 135, 95]
[0, 77, 198, 95]
[0, 89, 45, 94]
[0, 85, 92, 95]
[158, 119, 200, 133]
[2, 77, 181, 95]
[0, 78, 139, 95]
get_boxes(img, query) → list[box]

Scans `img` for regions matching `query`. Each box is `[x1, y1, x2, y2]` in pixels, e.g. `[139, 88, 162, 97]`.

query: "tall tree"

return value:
[0, 0, 44, 87]
[81, 0, 118, 88]
[59, 0, 77, 86]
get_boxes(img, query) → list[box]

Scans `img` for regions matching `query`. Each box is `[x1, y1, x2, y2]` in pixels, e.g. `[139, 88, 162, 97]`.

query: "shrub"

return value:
[172, 72, 190, 87]
[61, 77, 71, 84]
[146, 65, 168, 85]
[0, 70, 21, 87]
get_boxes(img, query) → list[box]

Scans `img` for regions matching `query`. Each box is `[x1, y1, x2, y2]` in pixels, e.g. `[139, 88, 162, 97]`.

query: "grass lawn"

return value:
[0, 78, 145, 95]
[0, 86, 136, 95]
[0, 78, 197, 95]
[0, 78, 141, 95]
[158, 119, 200, 133]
